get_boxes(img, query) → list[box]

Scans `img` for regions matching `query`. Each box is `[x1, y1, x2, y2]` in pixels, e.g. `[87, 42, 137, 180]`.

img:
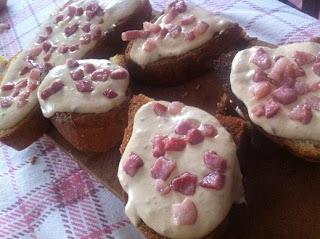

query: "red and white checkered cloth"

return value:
[0, 1, 319, 239]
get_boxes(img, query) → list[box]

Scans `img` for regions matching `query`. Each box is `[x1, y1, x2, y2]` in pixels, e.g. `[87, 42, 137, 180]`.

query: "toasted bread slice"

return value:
[224, 75, 320, 162]
[120, 94, 248, 239]
[125, 23, 248, 86]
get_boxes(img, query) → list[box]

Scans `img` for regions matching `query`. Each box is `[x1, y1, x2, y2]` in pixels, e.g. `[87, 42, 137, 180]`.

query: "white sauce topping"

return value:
[37, 59, 129, 118]
[129, 2, 231, 67]
[118, 101, 243, 239]
[0, 0, 142, 129]
[230, 42, 320, 141]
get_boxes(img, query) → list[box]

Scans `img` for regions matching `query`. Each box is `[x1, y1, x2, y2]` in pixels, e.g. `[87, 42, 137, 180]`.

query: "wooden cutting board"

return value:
[46, 42, 320, 239]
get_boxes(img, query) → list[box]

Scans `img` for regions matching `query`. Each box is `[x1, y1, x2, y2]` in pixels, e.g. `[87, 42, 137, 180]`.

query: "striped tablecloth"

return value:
[0, 0, 319, 238]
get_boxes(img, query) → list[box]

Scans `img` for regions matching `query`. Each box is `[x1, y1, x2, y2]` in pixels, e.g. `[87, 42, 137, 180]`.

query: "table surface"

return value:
[0, 1, 320, 239]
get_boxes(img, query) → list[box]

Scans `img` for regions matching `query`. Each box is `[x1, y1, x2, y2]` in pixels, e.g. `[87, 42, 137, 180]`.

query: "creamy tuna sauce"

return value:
[118, 101, 244, 239]
[127, 1, 231, 67]
[37, 59, 129, 117]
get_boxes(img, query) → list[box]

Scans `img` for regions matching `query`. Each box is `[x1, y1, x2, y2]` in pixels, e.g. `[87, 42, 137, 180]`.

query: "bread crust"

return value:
[125, 23, 248, 86]
[224, 73, 320, 162]
[0, 1, 152, 150]
[50, 99, 129, 153]
[119, 94, 248, 239]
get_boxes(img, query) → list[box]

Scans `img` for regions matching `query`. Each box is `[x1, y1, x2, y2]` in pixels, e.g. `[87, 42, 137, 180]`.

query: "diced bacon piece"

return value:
[55, 15, 63, 23]
[80, 33, 91, 45]
[203, 151, 226, 172]
[293, 51, 316, 66]
[159, 28, 169, 39]
[291, 61, 305, 77]
[64, 23, 79, 37]
[152, 135, 166, 157]
[288, 103, 312, 124]
[200, 171, 225, 190]
[84, 63, 96, 73]
[66, 59, 79, 68]
[186, 128, 204, 145]
[82, 23, 91, 33]
[0, 97, 13, 108]
[44, 62, 54, 72]
[251, 104, 265, 117]
[59, 45, 69, 54]
[1, 82, 14, 91]
[163, 7, 178, 24]
[110, 68, 128, 80]
[199, 124, 217, 137]
[28, 80, 38, 91]
[91, 69, 110, 81]
[17, 91, 30, 108]
[268, 57, 290, 84]
[193, 21, 209, 37]
[45, 26, 53, 35]
[172, 198, 197, 225]
[29, 47, 42, 59]
[70, 68, 84, 81]
[11, 89, 20, 97]
[251, 48, 272, 70]
[294, 81, 310, 95]
[151, 157, 176, 180]
[153, 103, 167, 115]
[253, 69, 270, 82]
[143, 39, 157, 52]
[168, 25, 182, 38]
[40, 79, 64, 100]
[76, 7, 84, 16]
[86, 2, 103, 20]
[180, 15, 196, 25]
[272, 86, 297, 105]
[313, 62, 320, 76]
[20, 66, 31, 76]
[15, 79, 28, 89]
[174, 0, 187, 13]
[251, 81, 272, 100]
[37, 35, 48, 44]
[168, 101, 184, 115]
[155, 179, 171, 195]
[75, 80, 94, 92]
[282, 63, 297, 88]
[164, 137, 186, 151]
[68, 5, 76, 18]
[264, 100, 280, 118]
[306, 96, 320, 111]
[103, 89, 118, 99]
[184, 31, 195, 41]
[143, 22, 161, 33]
[91, 25, 102, 40]
[121, 30, 150, 41]
[123, 153, 144, 177]
[175, 120, 193, 135]
[171, 172, 197, 195]
[29, 68, 41, 81]
[69, 44, 79, 52]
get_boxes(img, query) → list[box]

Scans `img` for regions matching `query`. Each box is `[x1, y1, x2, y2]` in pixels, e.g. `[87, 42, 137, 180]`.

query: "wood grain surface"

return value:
[46, 41, 320, 239]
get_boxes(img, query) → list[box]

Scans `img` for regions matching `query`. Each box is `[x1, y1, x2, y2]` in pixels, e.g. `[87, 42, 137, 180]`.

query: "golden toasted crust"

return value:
[224, 75, 320, 162]
[119, 94, 248, 239]
[51, 100, 129, 153]
[125, 23, 248, 86]
[0, 1, 152, 151]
